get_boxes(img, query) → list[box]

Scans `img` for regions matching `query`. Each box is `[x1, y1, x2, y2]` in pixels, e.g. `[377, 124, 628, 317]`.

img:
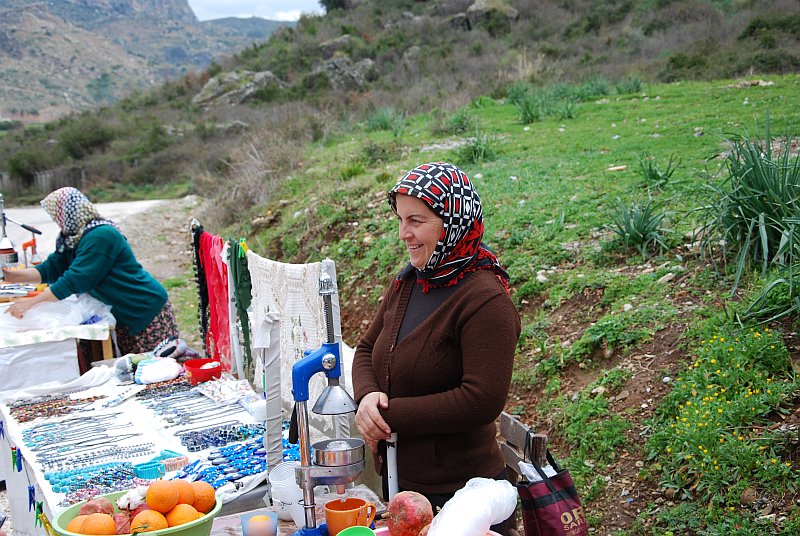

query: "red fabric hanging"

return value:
[198, 231, 231, 371]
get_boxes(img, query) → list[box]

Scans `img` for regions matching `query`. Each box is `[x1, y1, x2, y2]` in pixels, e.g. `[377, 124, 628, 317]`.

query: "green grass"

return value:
[239, 74, 800, 533]
[163, 273, 202, 351]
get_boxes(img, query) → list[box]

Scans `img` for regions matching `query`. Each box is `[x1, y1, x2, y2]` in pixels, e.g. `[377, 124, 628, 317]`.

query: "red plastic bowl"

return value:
[183, 358, 222, 385]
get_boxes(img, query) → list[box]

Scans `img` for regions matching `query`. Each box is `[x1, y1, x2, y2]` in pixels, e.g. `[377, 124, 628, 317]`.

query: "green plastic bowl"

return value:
[52, 489, 222, 536]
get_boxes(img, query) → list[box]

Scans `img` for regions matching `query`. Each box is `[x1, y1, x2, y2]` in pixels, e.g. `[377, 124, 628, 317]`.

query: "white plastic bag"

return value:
[428, 478, 517, 536]
[518, 460, 557, 482]
[0, 293, 114, 331]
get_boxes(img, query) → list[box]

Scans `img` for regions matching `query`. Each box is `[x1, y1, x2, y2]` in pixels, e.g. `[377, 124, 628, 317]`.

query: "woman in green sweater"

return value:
[353, 162, 521, 535]
[2, 187, 178, 356]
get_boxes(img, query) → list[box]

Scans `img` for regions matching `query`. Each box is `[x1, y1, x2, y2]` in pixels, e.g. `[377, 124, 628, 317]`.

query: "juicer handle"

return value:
[5, 216, 41, 235]
[288, 405, 299, 444]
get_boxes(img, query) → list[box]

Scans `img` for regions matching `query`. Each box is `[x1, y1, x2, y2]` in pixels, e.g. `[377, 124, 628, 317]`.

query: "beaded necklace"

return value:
[9, 395, 107, 423]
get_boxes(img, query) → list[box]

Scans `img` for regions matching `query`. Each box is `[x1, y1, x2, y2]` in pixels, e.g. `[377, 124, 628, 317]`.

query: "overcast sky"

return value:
[187, 1, 324, 22]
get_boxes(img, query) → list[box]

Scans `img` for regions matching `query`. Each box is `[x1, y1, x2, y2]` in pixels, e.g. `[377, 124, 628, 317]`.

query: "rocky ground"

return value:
[0, 195, 206, 535]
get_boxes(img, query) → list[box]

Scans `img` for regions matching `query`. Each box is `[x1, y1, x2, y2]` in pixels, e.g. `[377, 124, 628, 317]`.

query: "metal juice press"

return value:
[289, 273, 364, 536]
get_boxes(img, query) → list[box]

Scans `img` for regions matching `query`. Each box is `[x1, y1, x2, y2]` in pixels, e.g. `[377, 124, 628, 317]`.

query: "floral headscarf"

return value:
[389, 162, 509, 293]
[41, 187, 119, 253]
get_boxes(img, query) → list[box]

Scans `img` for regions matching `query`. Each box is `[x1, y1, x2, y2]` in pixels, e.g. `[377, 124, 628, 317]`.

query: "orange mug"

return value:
[323, 497, 377, 536]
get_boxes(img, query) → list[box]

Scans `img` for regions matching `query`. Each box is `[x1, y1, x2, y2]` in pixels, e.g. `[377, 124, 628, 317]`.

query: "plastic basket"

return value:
[52, 489, 221, 536]
[183, 359, 222, 385]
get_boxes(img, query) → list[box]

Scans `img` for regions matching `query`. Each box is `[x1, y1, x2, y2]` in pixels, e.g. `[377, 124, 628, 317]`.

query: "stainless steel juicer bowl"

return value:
[312, 437, 365, 467]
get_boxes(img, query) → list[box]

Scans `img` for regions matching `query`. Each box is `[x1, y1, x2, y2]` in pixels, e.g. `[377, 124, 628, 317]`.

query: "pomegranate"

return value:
[418, 524, 431, 535]
[113, 512, 131, 534]
[386, 491, 433, 536]
[78, 497, 115, 516]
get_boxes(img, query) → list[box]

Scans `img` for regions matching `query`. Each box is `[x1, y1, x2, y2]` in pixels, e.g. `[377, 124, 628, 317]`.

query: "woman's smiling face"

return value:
[395, 195, 444, 269]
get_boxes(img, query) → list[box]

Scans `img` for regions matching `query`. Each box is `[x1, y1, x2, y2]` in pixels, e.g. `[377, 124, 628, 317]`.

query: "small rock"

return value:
[623, 303, 633, 311]
[741, 487, 758, 505]
[658, 273, 675, 284]
[662, 376, 672, 383]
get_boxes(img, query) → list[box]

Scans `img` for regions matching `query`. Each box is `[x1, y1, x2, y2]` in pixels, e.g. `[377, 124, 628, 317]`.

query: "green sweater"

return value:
[35, 225, 167, 334]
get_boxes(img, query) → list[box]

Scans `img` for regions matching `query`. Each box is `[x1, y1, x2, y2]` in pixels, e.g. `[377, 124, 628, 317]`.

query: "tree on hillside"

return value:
[319, 0, 346, 12]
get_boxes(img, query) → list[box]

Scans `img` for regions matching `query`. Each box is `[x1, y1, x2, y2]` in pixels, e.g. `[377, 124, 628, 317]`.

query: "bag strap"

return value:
[523, 431, 568, 494]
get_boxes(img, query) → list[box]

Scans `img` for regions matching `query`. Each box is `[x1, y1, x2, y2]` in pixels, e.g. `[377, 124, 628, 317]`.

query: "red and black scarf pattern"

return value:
[389, 162, 510, 293]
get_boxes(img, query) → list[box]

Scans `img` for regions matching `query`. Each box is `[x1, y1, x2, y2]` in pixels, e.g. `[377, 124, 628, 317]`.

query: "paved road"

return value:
[3, 200, 166, 262]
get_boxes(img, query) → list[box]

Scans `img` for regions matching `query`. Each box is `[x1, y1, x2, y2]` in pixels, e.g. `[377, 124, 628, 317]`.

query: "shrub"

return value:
[614, 77, 643, 94]
[7, 148, 60, 186]
[430, 107, 477, 135]
[59, 115, 116, 159]
[365, 107, 404, 135]
[698, 114, 800, 293]
[452, 130, 498, 164]
[646, 328, 797, 505]
[636, 151, 680, 190]
[607, 198, 669, 257]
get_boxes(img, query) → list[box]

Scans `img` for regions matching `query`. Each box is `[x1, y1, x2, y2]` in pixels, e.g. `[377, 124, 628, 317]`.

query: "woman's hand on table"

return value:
[5, 288, 57, 318]
[355, 391, 391, 452]
[7, 297, 40, 318]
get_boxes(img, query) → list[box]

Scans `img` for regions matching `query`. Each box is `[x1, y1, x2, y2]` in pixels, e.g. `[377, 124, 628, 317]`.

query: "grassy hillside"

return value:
[231, 74, 800, 534]
[3, 0, 799, 207]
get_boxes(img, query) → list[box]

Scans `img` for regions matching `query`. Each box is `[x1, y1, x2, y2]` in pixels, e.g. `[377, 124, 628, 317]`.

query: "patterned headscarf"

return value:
[41, 187, 119, 253]
[389, 162, 510, 293]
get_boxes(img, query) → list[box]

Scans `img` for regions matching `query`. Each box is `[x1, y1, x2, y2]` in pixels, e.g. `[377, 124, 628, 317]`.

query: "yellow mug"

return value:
[323, 497, 377, 536]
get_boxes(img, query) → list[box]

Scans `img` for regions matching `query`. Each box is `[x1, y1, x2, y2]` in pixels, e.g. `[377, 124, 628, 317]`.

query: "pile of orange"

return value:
[66, 480, 217, 535]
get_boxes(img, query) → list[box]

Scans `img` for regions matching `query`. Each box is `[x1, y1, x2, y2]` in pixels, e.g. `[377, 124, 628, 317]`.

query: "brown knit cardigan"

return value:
[352, 269, 521, 494]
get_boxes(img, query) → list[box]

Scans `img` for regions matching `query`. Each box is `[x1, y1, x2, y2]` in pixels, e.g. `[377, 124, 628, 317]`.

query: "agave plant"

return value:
[699, 113, 800, 295]
[608, 198, 670, 257]
[636, 151, 680, 189]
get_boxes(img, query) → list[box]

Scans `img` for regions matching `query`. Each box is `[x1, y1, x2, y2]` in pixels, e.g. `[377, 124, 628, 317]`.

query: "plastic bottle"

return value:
[0, 194, 19, 280]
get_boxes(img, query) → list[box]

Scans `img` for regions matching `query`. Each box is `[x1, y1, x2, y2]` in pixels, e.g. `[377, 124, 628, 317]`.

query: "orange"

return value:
[172, 479, 196, 505]
[65, 514, 88, 533]
[130, 510, 169, 533]
[79, 513, 116, 535]
[146, 480, 180, 514]
[189, 481, 216, 513]
[164, 503, 199, 527]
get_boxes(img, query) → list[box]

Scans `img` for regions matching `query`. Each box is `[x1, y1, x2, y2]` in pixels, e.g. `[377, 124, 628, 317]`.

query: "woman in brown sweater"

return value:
[352, 162, 521, 534]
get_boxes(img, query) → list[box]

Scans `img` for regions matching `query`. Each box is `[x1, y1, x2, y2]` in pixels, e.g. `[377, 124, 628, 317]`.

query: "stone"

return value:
[192, 70, 287, 105]
[466, 0, 519, 30]
[740, 487, 758, 505]
[318, 35, 353, 59]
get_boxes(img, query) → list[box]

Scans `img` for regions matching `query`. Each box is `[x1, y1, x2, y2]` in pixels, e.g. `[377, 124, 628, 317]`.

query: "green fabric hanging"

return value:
[229, 238, 254, 375]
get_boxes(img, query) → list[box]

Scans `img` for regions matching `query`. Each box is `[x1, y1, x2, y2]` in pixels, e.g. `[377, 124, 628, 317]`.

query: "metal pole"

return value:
[296, 400, 317, 529]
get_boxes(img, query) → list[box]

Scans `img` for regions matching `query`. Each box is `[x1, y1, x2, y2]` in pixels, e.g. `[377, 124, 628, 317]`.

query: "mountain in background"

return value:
[0, 0, 293, 121]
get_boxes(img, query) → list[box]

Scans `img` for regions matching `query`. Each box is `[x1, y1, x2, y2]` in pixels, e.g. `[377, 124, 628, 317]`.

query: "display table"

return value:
[0, 370, 267, 536]
[0, 321, 112, 396]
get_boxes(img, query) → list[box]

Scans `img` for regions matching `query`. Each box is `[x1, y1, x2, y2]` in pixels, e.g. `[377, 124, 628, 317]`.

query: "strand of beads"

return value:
[9, 394, 107, 423]
[175, 438, 267, 489]
[176, 423, 266, 451]
[39, 443, 156, 472]
[134, 378, 192, 402]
